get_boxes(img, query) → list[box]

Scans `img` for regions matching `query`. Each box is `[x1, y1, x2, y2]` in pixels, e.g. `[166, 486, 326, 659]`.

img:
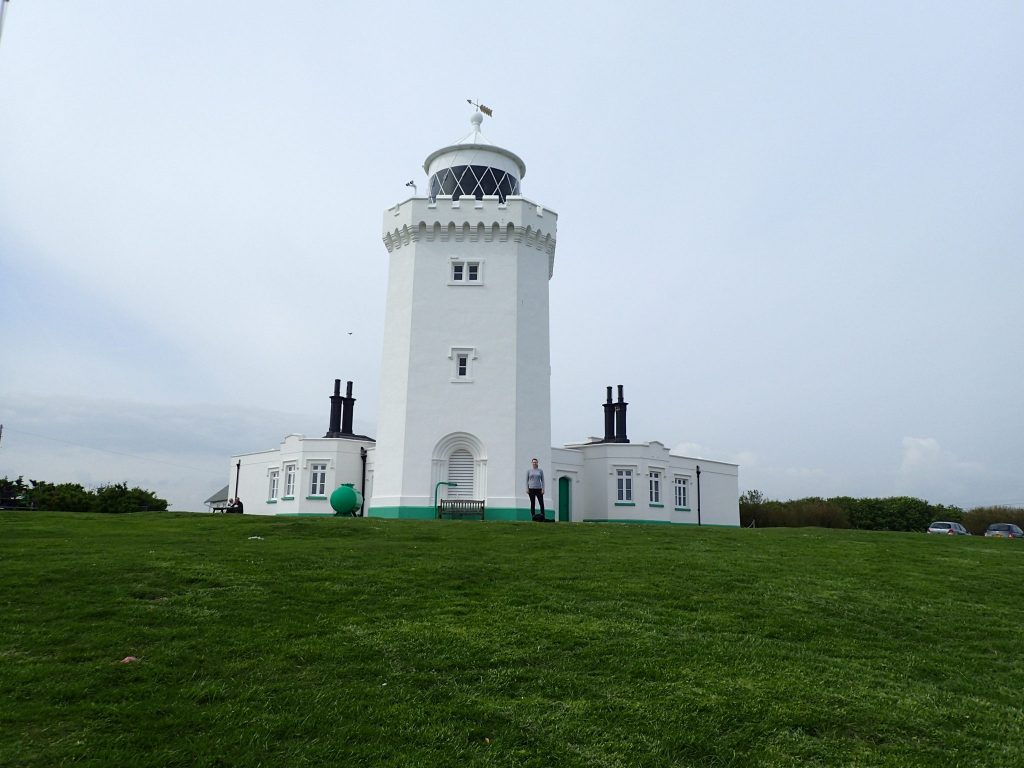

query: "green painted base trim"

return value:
[584, 518, 673, 525]
[485, 507, 538, 522]
[614, 501, 636, 507]
[274, 513, 335, 517]
[306, 495, 327, 500]
[650, 503, 665, 508]
[367, 506, 436, 520]
[367, 506, 539, 521]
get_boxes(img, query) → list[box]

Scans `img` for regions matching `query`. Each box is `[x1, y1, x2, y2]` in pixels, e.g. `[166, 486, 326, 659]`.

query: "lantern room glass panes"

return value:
[429, 165, 520, 202]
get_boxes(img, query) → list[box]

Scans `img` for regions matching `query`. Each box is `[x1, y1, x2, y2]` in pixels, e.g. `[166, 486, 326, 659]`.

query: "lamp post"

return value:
[434, 481, 457, 515]
[696, 465, 702, 526]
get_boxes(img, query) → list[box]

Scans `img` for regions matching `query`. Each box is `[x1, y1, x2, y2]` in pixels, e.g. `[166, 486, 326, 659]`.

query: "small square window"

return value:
[449, 259, 483, 285]
[449, 347, 477, 381]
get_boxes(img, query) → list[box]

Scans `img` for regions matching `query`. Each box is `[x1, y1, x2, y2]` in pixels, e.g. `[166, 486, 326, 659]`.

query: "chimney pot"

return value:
[614, 384, 630, 443]
[602, 385, 615, 442]
[341, 381, 356, 435]
[325, 378, 344, 437]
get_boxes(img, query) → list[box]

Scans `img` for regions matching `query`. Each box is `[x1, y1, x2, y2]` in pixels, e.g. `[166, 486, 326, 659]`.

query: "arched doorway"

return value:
[431, 432, 487, 501]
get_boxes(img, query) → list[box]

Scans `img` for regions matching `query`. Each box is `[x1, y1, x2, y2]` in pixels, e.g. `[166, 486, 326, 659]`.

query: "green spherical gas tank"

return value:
[330, 483, 363, 516]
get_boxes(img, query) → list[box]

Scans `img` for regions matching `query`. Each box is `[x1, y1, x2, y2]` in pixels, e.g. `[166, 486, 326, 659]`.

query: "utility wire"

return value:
[1, 426, 216, 475]
[0, 1, 10, 51]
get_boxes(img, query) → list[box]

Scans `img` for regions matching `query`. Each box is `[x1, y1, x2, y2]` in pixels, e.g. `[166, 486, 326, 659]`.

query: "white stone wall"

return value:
[371, 195, 556, 514]
[551, 440, 740, 526]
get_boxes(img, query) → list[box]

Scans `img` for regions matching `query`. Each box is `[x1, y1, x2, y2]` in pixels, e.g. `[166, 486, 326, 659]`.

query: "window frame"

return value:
[648, 469, 662, 506]
[308, 462, 328, 497]
[449, 346, 477, 382]
[674, 476, 690, 509]
[268, 469, 280, 502]
[283, 463, 296, 498]
[615, 468, 634, 504]
[448, 258, 484, 286]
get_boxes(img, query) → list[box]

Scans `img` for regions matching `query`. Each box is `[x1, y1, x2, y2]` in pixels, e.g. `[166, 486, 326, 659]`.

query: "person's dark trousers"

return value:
[528, 488, 545, 519]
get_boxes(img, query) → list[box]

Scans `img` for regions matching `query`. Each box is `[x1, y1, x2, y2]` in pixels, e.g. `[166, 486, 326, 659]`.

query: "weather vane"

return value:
[466, 99, 493, 117]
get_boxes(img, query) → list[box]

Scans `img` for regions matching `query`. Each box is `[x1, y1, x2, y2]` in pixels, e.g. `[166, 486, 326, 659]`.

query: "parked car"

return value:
[984, 523, 1024, 539]
[927, 521, 970, 535]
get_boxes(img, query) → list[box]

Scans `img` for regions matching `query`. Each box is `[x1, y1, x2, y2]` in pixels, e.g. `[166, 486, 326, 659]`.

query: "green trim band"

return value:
[484, 507, 535, 522]
[367, 506, 435, 520]
[584, 518, 672, 525]
[367, 506, 538, 521]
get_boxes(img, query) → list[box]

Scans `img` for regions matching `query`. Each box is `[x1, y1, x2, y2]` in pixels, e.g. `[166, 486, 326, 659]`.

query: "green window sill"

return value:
[282, 496, 295, 501]
[675, 507, 691, 512]
[614, 501, 636, 507]
[265, 499, 278, 504]
[650, 503, 664, 508]
[306, 495, 327, 500]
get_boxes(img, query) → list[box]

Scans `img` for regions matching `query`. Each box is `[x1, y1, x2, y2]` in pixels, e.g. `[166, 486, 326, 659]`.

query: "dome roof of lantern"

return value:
[423, 112, 526, 180]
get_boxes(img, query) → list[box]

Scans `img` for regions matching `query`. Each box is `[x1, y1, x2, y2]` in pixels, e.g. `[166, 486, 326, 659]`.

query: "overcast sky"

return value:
[2, 1, 1022, 511]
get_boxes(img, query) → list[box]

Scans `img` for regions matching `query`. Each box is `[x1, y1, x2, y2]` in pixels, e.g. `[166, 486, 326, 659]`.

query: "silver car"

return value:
[984, 523, 1024, 539]
[927, 521, 970, 536]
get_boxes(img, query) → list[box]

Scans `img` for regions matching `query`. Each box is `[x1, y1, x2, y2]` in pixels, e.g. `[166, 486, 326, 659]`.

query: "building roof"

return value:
[422, 111, 526, 179]
[204, 485, 229, 505]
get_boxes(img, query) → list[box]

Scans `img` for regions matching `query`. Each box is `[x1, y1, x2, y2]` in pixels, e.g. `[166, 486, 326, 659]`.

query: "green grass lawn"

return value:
[2, 513, 1023, 767]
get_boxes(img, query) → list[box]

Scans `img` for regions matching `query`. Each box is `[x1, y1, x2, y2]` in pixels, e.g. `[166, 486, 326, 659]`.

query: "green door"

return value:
[558, 476, 571, 522]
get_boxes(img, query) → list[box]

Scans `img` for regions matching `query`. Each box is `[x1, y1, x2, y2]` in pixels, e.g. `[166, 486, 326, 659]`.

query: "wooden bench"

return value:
[437, 499, 485, 521]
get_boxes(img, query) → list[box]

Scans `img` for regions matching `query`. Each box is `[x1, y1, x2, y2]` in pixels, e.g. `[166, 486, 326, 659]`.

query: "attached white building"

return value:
[229, 380, 373, 516]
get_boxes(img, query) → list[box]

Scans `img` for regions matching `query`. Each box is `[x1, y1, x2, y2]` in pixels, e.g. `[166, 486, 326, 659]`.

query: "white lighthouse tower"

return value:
[368, 111, 558, 520]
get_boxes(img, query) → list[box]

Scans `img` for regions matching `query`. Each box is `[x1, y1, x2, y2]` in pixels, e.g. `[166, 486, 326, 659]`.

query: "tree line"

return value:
[0, 476, 168, 514]
[740, 490, 1023, 535]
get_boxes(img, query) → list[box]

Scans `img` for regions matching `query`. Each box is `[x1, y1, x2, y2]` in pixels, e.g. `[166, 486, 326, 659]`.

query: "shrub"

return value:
[962, 506, 1024, 536]
[91, 483, 168, 514]
[5, 478, 169, 513]
[741, 492, 963, 532]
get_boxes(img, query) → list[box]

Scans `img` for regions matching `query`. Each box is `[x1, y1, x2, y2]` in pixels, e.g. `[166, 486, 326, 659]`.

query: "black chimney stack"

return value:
[603, 386, 615, 442]
[340, 380, 355, 436]
[614, 384, 629, 443]
[325, 379, 344, 437]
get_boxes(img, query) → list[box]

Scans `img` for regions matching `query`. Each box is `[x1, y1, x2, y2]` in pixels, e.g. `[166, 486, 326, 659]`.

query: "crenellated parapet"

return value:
[382, 196, 558, 258]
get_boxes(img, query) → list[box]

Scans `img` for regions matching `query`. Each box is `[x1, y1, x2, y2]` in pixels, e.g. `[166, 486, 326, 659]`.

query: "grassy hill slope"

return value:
[2, 513, 1022, 767]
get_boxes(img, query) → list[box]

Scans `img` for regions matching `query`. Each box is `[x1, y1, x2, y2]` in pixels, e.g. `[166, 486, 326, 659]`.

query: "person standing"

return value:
[526, 458, 545, 521]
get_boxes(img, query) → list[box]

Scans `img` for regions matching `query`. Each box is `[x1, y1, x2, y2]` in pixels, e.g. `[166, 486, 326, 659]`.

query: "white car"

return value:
[927, 521, 970, 536]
